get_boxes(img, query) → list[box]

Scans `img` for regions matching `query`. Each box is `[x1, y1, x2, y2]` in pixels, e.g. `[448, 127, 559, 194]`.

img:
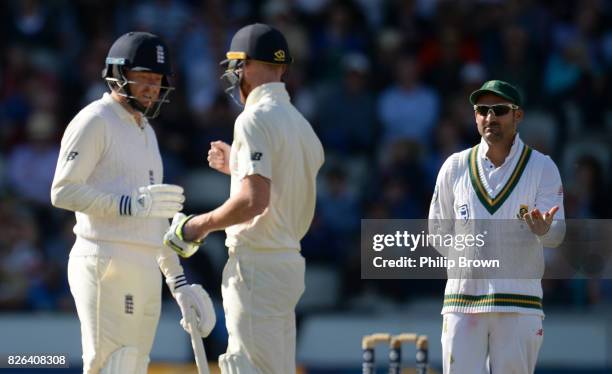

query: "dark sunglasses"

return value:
[473, 103, 519, 117]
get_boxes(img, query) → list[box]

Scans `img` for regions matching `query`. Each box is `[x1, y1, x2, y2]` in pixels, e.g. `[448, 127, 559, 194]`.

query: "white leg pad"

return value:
[219, 353, 259, 374]
[100, 346, 139, 374]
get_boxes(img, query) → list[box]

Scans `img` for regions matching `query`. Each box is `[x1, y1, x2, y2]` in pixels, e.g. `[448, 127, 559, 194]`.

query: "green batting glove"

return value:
[164, 213, 202, 258]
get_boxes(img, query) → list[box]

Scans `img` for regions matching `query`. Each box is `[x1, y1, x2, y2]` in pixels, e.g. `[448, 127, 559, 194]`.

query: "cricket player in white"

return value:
[429, 80, 565, 373]
[164, 24, 324, 374]
[51, 32, 215, 374]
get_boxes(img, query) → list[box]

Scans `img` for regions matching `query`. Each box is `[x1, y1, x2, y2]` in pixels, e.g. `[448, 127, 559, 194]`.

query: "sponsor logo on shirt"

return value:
[66, 151, 79, 161]
[251, 152, 263, 161]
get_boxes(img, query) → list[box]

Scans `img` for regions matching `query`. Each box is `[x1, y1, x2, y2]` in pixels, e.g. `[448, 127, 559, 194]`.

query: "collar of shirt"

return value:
[102, 92, 147, 129]
[245, 82, 290, 108]
[478, 133, 523, 169]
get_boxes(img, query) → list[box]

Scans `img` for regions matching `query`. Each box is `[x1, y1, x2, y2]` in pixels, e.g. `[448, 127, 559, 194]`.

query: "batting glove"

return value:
[119, 184, 184, 218]
[166, 275, 216, 337]
[163, 213, 203, 258]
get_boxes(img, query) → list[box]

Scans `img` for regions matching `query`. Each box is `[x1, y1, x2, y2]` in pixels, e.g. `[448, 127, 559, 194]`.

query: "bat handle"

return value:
[188, 320, 210, 374]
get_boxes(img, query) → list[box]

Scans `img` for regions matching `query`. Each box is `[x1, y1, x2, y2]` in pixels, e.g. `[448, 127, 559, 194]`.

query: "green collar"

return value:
[468, 143, 532, 214]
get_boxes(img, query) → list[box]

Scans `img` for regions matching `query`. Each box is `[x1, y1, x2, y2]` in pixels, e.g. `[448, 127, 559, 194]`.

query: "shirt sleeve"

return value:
[50, 113, 122, 216]
[234, 112, 273, 180]
[428, 154, 458, 255]
[429, 154, 457, 220]
[535, 156, 566, 247]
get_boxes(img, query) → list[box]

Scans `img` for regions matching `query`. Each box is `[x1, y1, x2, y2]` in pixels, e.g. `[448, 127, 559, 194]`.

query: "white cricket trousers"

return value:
[220, 247, 305, 374]
[441, 312, 543, 374]
[67, 238, 162, 373]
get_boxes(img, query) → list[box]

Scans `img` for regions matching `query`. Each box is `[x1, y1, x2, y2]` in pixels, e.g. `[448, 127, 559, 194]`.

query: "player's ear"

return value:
[514, 108, 524, 123]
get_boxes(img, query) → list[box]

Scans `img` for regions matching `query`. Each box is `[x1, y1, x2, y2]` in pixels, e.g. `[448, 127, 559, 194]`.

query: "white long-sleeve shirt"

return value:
[225, 83, 324, 251]
[51, 93, 177, 264]
[429, 134, 565, 316]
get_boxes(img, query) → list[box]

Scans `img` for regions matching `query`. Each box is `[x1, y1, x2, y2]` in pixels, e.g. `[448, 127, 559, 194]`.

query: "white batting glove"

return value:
[119, 184, 184, 218]
[163, 213, 204, 258]
[167, 276, 216, 338]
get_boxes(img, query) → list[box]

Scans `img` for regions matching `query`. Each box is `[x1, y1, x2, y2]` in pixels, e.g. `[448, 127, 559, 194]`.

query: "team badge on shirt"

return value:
[251, 152, 263, 161]
[517, 204, 529, 220]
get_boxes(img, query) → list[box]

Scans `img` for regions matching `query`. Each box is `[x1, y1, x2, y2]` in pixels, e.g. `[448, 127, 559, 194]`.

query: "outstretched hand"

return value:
[524, 206, 559, 236]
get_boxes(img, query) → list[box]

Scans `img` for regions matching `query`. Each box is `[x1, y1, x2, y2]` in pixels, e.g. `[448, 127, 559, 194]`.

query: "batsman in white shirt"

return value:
[51, 32, 215, 374]
[163, 24, 324, 374]
[429, 80, 565, 373]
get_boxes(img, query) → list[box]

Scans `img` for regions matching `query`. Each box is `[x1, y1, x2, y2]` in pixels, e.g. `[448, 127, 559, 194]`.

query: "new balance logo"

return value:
[66, 151, 78, 161]
[536, 328, 543, 336]
[251, 152, 262, 161]
[125, 294, 134, 314]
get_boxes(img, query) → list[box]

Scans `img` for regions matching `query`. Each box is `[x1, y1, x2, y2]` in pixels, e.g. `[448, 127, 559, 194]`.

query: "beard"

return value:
[239, 76, 252, 103]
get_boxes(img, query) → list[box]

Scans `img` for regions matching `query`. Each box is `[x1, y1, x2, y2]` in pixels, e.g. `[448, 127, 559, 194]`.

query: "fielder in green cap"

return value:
[429, 79, 566, 373]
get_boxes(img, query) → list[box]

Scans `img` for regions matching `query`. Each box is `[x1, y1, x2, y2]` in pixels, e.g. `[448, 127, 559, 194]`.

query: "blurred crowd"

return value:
[1, 0, 611, 319]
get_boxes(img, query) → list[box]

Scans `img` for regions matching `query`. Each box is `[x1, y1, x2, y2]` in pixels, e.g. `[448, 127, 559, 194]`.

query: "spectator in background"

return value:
[285, 64, 318, 121]
[317, 53, 377, 156]
[565, 154, 610, 219]
[0, 203, 44, 310]
[264, 0, 312, 67]
[490, 24, 541, 106]
[383, 0, 432, 50]
[317, 166, 360, 258]
[376, 140, 428, 218]
[127, 0, 192, 45]
[371, 29, 404, 90]
[543, 39, 592, 100]
[3, 0, 60, 51]
[419, 25, 480, 100]
[179, 12, 221, 115]
[444, 62, 488, 146]
[7, 111, 59, 206]
[79, 35, 114, 105]
[310, 1, 369, 81]
[378, 53, 439, 147]
[425, 118, 465, 186]
[0, 45, 34, 137]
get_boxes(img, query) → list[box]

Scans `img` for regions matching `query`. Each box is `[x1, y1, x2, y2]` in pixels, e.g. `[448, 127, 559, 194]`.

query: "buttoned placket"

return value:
[479, 136, 522, 197]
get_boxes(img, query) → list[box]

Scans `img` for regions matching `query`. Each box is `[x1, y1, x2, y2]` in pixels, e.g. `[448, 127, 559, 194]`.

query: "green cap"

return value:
[469, 80, 523, 106]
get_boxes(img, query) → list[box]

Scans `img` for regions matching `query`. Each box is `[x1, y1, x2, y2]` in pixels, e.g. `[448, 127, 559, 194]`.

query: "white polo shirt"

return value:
[225, 83, 324, 251]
